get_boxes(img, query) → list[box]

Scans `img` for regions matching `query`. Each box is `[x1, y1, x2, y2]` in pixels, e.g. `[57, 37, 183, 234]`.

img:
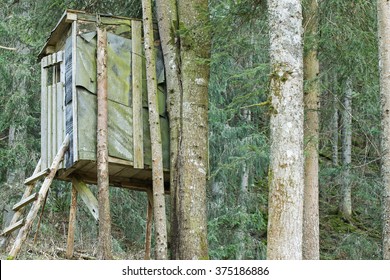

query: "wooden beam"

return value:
[12, 193, 38, 212]
[132, 20, 144, 169]
[8, 134, 70, 259]
[24, 168, 50, 185]
[52, 79, 58, 161]
[47, 85, 53, 165]
[66, 183, 78, 259]
[57, 82, 64, 167]
[41, 59, 48, 170]
[71, 21, 79, 163]
[72, 177, 99, 222]
[1, 219, 24, 236]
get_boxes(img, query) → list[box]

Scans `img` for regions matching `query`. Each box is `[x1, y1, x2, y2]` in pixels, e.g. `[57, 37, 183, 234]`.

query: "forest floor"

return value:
[0, 210, 146, 260]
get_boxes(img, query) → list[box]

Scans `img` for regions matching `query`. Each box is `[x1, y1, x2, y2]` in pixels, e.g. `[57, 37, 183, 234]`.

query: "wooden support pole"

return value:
[142, 0, 168, 260]
[144, 190, 153, 260]
[66, 182, 78, 259]
[8, 135, 69, 259]
[96, 24, 113, 260]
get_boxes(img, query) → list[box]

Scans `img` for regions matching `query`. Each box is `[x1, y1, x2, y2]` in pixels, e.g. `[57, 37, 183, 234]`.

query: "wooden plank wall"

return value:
[41, 51, 65, 169]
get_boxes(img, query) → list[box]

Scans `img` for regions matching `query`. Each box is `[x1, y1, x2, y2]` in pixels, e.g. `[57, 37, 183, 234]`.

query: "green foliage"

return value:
[0, 0, 385, 260]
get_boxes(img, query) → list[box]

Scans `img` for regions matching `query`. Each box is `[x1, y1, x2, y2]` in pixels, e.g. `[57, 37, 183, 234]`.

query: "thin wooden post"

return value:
[8, 134, 70, 259]
[96, 24, 113, 260]
[66, 181, 78, 259]
[144, 190, 153, 260]
[142, 0, 168, 260]
[132, 20, 144, 169]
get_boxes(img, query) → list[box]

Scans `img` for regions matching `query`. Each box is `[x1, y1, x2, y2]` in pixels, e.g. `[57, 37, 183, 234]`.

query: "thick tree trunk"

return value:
[142, 0, 168, 260]
[267, 0, 304, 260]
[377, 0, 390, 260]
[302, 0, 320, 260]
[156, 0, 211, 259]
[96, 26, 113, 260]
[173, 0, 211, 260]
[340, 78, 353, 220]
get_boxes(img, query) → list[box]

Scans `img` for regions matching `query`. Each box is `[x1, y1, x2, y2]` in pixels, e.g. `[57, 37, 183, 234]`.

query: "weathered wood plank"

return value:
[41, 62, 48, 170]
[132, 20, 144, 169]
[72, 177, 99, 222]
[24, 168, 50, 185]
[71, 21, 79, 162]
[52, 79, 58, 161]
[47, 85, 53, 165]
[1, 219, 24, 236]
[57, 82, 64, 167]
[57, 51, 64, 63]
[8, 134, 69, 259]
[66, 183, 78, 259]
[12, 193, 38, 212]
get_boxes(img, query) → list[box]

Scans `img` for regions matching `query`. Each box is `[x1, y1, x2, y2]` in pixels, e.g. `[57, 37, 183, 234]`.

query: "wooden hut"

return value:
[38, 10, 169, 191]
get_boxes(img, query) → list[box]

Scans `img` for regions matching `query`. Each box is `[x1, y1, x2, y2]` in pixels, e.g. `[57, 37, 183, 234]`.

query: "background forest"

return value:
[0, 0, 383, 259]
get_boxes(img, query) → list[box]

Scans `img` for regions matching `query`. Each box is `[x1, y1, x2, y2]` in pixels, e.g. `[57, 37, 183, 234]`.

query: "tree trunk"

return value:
[96, 26, 113, 260]
[267, 0, 304, 260]
[173, 0, 211, 260]
[302, 0, 320, 260]
[340, 78, 352, 220]
[377, 0, 390, 260]
[142, 0, 168, 260]
[156, 0, 211, 259]
[155, 0, 182, 259]
[332, 89, 339, 167]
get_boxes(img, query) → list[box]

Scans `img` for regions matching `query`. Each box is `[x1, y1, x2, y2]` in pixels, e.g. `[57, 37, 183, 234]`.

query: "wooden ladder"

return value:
[1, 134, 70, 259]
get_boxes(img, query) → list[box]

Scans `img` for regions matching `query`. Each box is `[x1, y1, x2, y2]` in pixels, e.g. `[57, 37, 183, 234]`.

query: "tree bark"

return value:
[156, 0, 211, 259]
[332, 88, 339, 167]
[155, 0, 182, 259]
[377, 0, 390, 260]
[174, 0, 211, 260]
[142, 0, 168, 260]
[66, 183, 78, 259]
[340, 78, 353, 220]
[96, 26, 113, 260]
[302, 0, 320, 260]
[267, 0, 304, 260]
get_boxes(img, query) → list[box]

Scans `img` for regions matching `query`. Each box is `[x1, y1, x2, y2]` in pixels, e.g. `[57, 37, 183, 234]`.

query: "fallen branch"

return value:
[55, 247, 96, 260]
[0, 45, 16, 51]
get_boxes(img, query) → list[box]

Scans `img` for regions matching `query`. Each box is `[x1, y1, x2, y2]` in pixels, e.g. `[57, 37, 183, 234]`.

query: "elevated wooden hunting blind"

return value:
[38, 10, 169, 190]
[2, 9, 170, 260]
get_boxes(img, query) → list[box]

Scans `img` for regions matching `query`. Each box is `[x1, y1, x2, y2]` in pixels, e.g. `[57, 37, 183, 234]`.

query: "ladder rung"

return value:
[24, 168, 50, 185]
[12, 193, 38, 212]
[1, 219, 25, 236]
